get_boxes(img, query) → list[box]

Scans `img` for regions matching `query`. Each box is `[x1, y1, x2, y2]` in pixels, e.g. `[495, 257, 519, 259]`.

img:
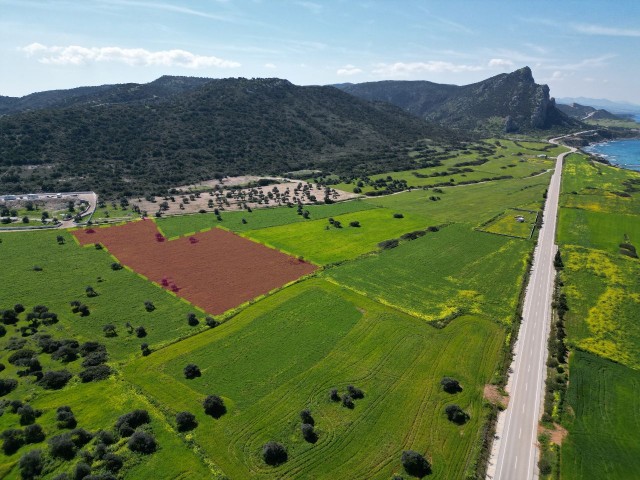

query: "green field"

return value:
[480, 208, 537, 238]
[154, 200, 375, 239]
[558, 209, 640, 253]
[325, 223, 531, 324]
[124, 279, 505, 479]
[244, 207, 433, 264]
[561, 351, 640, 480]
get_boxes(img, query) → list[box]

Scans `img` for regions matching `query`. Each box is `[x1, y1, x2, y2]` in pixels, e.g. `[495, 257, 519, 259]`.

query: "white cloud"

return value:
[336, 64, 362, 76]
[572, 23, 640, 37]
[372, 61, 483, 77]
[20, 43, 240, 68]
[264, 63, 277, 69]
[488, 58, 514, 68]
[295, 1, 322, 14]
[548, 54, 616, 71]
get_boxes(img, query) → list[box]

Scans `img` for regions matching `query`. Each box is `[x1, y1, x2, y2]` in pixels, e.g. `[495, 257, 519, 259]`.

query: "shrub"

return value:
[341, 394, 354, 409]
[349, 221, 361, 227]
[203, 395, 226, 418]
[300, 409, 314, 426]
[103, 453, 123, 472]
[2, 428, 25, 455]
[301, 423, 317, 443]
[115, 410, 150, 437]
[0, 325, 5, 338]
[401, 450, 431, 477]
[144, 301, 155, 312]
[329, 388, 340, 402]
[440, 377, 462, 394]
[79, 342, 106, 357]
[18, 404, 37, 425]
[79, 364, 112, 383]
[110, 262, 123, 271]
[102, 325, 117, 338]
[56, 407, 77, 429]
[141, 343, 151, 356]
[175, 411, 198, 432]
[127, 431, 157, 454]
[444, 404, 469, 424]
[2, 309, 19, 325]
[205, 316, 220, 328]
[0, 378, 18, 397]
[8, 349, 37, 366]
[393, 213, 404, 218]
[538, 457, 552, 475]
[49, 433, 77, 460]
[74, 462, 92, 480]
[135, 326, 147, 338]
[262, 441, 287, 466]
[70, 428, 93, 448]
[14, 304, 25, 314]
[347, 385, 365, 399]
[19, 449, 43, 480]
[378, 239, 399, 249]
[52, 345, 79, 363]
[37, 370, 72, 390]
[24, 424, 45, 444]
[187, 313, 199, 327]
[82, 351, 108, 367]
[184, 364, 201, 380]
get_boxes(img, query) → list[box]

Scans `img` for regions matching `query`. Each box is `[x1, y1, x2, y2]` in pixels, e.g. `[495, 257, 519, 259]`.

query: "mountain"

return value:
[0, 76, 213, 115]
[0, 77, 457, 198]
[556, 97, 640, 115]
[334, 67, 579, 133]
[556, 102, 621, 121]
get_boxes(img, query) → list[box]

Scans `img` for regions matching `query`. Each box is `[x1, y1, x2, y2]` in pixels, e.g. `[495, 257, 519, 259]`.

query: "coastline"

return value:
[581, 138, 640, 172]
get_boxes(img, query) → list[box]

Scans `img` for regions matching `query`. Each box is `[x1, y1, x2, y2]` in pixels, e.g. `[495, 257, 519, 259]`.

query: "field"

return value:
[244, 207, 434, 265]
[557, 153, 640, 479]
[325, 223, 531, 324]
[73, 220, 316, 314]
[154, 200, 376, 239]
[561, 351, 640, 480]
[124, 279, 505, 479]
[479, 208, 537, 238]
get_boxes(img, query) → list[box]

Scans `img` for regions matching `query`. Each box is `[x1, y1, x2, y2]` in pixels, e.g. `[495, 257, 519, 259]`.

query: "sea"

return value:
[584, 123, 640, 172]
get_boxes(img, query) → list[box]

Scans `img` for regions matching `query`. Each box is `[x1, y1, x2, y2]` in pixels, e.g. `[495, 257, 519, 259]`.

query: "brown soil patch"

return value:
[538, 423, 568, 445]
[72, 220, 317, 315]
[484, 384, 509, 408]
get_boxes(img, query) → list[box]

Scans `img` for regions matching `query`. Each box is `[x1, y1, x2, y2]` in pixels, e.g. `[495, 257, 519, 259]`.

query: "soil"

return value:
[72, 220, 317, 315]
[538, 423, 568, 445]
[484, 384, 509, 408]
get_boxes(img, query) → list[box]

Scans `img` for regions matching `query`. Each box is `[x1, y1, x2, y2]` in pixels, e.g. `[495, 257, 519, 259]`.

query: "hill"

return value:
[0, 77, 457, 198]
[0, 76, 213, 115]
[556, 102, 621, 120]
[556, 97, 640, 115]
[334, 67, 579, 134]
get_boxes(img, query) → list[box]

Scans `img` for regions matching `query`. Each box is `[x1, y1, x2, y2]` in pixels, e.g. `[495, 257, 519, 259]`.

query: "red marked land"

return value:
[73, 220, 316, 314]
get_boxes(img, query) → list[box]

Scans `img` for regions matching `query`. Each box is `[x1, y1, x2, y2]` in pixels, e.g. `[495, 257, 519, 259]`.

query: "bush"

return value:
[141, 343, 151, 356]
[393, 213, 404, 218]
[329, 388, 340, 402]
[115, 410, 150, 437]
[444, 404, 469, 424]
[127, 431, 157, 454]
[37, 370, 72, 390]
[19, 449, 43, 480]
[203, 395, 226, 418]
[8, 348, 37, 366]
[175, 411, 198, 432]
[184, 364, 201, 379]
[102, 325, 117, 338]
[49, 433, 77, 460]
[347, 385, 365, 399]
[0, 378, 18, 396]
[341, 394, 354, 409]
[24, 424, 45, 444]
[82, 351, 108, 367]
[2, 428, 25, 455]
[57, 407, 77, 429]
[378, 239, 399, 250]
[18, 404, 37, 425]
[187, 313, 199, 327]
[79, 365, 112, 383]
[95, 430, 116, 445]
[52, 345, 79, 363]
[300, 409, 314, 426]
[79, 342, 106, 357]
[0, 325, 5, 338]
[144, 301, 155, 312]
[262, 441, 287, 466]
[440, 377, 462, 394]
[110, 262, 123, 271]
[70, 428, 93, 448]
[401, 450, 431, 477]
[205, 316, 219, 328]
[349, 221, 361, 227]
[538, 457, 552, 475]
[103, 453, 123, 472]
[301, 423, 317, 443]
[74, 462, 92, 480]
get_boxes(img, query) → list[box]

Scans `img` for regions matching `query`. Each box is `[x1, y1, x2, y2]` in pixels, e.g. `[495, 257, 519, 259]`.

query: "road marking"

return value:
[525, 382, 528, 391]
[519, 428, 522, 439]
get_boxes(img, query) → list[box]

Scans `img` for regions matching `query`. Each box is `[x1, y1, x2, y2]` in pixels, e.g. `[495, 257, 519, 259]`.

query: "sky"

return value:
[1, 0, 639, 103]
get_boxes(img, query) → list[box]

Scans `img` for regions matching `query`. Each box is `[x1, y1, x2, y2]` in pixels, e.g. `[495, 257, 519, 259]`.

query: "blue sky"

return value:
[1, 0, 639, 103]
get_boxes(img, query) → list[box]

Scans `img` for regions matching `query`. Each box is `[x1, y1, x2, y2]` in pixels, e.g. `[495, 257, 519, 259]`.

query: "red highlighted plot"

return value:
[73, 221, 316, 314]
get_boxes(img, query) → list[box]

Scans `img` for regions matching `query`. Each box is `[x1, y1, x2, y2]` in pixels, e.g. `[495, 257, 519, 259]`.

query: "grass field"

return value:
[325, 223, 531, 324]
[558, 209, 640, 253]
[244, 207, 433, 264]
[154, 200, 375, 238]
[124, 279, 505, 479]
[561, 351, 640, 480]
[480, 208, 537, 238]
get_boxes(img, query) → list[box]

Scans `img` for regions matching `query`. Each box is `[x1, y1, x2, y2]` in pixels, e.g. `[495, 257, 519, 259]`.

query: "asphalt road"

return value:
[487, 138, 578, 480]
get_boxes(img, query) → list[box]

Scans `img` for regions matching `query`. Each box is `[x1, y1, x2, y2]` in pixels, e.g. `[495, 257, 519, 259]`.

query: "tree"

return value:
[0, 378, 18, 396]
[205, 316, 219, 328]
[341, 394, 354, 409]
[37, 370, 72, 390]
[70, 428, 93, 448]
[103, 453, 124, 473]
[393, 213, 404, 219]
[86, 286, 98, 297]
[141, 343, 151, 356]
[115, 410, 150, 437]
[103, 324, 117, 337]
[300, 409, 314, 426]
[127, 431, 157, 454]
[347, 385, 365, 399]
[18, 404, 37, 425]
[135, 326, 147, 338]
[301, 423, 317, 443]
[79, 364, 112, 383]
[440, 377, 462, 394]
[56, 235, 65, 245]
[262, 441, 287, 466]
[110, 262, 123, 271]
[349, 221, 361, 227]
[175, 411, 198, 432]
[553, 250, 564, 270]
[49, 433, 77, 460]
[184, 364, 201, 379]
[329, 388, 340, 402]
[2, 428, 25, 455]
[401, 450, 431, 477]
[96, 430, 116, 445]
[444, 404, 469, 425]
[56, 406, 77, 429]
[203, 395, 226, 418]
[73, 462, 92, 480]
[52, 345, 79, 363]
[14, 304, 25, 314]
[24, 424, 45, 444]
[187, 313, 199, 327]
[144, 301, 155, 312]
[19, 449, 43, 480]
